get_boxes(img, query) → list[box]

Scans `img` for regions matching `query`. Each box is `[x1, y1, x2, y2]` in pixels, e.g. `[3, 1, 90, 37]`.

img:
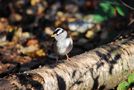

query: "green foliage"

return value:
[117, 81, 129, 90]
[116, 6, 125, 16]
[92, 14, 107, 23]
[92, 0, 127, 23]
[128, 73, 134, 84]
[117, 73, 134, 90]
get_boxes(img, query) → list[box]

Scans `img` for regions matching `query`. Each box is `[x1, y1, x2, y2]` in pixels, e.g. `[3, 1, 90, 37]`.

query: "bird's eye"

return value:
[54, 28, 64, 35]
[57, 30, 63, 35]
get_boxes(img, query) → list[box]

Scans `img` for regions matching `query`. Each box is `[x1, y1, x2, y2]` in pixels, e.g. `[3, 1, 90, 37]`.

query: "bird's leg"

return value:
[55, 56, 59, 63]
[66, 54, 71, 60]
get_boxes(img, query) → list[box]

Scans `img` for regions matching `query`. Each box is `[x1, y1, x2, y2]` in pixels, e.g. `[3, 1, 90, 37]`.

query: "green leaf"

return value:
[100, 2, 111, 13]
[109, 6, 116, 17]
[128, 73, 134, 84]
[117, 81, 129, 90]
[116, 7, 125, 16]
[92, 14, 106, 23]
[92, 0, 128, 23]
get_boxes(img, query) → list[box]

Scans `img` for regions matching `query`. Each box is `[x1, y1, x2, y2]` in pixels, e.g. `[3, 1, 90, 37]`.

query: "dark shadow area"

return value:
[56, 74, 66, 90]
[17, 73, 44, 90]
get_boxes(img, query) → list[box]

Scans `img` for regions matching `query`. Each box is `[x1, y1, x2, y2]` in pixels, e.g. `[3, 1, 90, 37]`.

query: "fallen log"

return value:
[1, 34, 134, 90]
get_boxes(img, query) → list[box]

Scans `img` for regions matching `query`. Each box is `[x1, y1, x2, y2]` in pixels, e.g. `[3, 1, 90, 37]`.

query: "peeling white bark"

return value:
[24, 37, 134, 90]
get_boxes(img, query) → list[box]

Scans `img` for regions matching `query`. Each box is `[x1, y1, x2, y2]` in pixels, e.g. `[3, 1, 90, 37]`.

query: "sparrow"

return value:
[51, 28, 73, 61]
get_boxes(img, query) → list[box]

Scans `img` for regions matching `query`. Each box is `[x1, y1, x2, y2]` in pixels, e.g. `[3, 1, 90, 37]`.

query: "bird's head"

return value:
[51, 28, 67, 41]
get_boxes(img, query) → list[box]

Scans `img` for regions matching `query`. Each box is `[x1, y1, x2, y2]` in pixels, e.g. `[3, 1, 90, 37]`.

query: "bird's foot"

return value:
[66, 54, 71, 61]
[67, 57, 71, 61]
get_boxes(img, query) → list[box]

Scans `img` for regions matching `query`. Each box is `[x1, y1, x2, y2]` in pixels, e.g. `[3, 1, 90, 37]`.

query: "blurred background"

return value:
[0, 0, 133, 73]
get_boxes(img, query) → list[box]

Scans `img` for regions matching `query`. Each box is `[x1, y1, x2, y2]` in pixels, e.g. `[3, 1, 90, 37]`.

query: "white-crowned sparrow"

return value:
[51, 28, 73, 60]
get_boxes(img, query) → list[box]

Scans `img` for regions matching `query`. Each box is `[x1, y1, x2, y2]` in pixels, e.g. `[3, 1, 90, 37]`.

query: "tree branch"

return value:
[1, 34, 134, 90]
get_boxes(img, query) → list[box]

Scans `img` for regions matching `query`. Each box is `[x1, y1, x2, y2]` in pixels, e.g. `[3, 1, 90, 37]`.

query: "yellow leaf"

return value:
[36, 49, 45, 56]
[85, 30, 94, 39]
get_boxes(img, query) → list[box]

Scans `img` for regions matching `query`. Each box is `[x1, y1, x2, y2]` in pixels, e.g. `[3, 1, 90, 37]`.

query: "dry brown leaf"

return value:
[26, 39, 39, 46]
[35, 49, 45, 57]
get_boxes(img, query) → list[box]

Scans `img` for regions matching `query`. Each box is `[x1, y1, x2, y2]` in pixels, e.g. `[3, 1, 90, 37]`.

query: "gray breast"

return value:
[54, 37, 73, 56]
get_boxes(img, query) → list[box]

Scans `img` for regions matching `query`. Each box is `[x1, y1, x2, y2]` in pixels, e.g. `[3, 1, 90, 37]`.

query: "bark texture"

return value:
[1, 35, 134, 90]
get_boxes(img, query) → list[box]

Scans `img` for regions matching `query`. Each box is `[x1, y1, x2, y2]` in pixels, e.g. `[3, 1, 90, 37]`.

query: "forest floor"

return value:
[0, 0, 133, 79]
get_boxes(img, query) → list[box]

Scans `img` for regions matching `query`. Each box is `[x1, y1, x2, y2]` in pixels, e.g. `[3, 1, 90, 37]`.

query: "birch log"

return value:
[2, 35, 134, 90]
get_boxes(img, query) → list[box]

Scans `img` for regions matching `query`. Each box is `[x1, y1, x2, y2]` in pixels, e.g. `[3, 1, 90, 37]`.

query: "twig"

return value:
[120, 0, 134, 10]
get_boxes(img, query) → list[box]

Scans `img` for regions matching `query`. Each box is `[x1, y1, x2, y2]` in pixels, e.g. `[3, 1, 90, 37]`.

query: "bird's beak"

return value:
[51, 34, 56, 37]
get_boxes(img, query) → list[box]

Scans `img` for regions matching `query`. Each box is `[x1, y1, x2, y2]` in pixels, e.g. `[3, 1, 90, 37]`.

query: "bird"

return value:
[51, 28, 73, 61]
